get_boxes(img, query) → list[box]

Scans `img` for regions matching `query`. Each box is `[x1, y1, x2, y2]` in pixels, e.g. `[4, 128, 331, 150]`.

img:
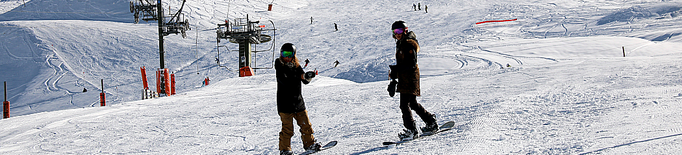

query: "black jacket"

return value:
[275, 58, 311, 113]
[396, 31, 418, 71]
[395, 31, 421, 96]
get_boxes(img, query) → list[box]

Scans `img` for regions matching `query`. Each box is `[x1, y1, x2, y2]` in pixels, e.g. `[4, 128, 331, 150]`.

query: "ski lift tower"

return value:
[216, 15, 276, 77]
[130, 0, 190, 96]
[131, 0, 190, 69]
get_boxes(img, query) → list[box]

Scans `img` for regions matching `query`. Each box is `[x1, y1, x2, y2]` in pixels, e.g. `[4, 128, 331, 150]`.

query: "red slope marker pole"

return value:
[100, 79, 105, 106]
[164, 68, 171, 96]
[3, 81, 9, 118]
[170, 73, 175, 95]
[141, 66, 149, 90]
[156, 69, 161, 95]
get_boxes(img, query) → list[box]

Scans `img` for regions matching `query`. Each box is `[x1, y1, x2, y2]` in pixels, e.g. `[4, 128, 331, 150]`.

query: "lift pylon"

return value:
[130, 0, 190, 96]
[216, 15, 276, 77]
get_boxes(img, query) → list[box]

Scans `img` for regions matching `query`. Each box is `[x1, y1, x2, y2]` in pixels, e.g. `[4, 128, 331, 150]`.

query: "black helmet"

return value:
[392, 21, 407, 30]
[280, 43, 296, 57]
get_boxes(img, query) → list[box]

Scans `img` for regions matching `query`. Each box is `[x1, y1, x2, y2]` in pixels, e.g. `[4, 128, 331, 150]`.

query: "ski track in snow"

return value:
[1, 0, 682, 154]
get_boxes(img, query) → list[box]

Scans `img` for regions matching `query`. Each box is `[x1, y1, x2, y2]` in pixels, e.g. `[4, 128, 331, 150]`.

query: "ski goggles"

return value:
[281, 51, 295, 58]
[393, 28, 405, 35]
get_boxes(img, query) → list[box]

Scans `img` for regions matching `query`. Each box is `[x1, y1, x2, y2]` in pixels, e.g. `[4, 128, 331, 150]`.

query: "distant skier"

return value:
[310, 17, 313, 24]
[413, 3, 416, 11]
[203, 77, 210, 86]
[275, 43, 321, 155]
[425, 5, 428, 13]
[389, 21, 438, 140]
[334, 23, 338, 31]
[418, 3, 421, 10]
[82, 88, 87, 92]
[333, 60, 340, 68]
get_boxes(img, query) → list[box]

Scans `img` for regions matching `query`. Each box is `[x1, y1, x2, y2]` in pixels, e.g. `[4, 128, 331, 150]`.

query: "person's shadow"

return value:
[350, 146, 392, 155]
[350, 122, 470, 155]
[579, 133, 682, 155]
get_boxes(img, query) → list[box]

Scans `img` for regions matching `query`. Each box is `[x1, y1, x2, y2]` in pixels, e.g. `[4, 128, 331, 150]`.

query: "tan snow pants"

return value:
[279, 110, 315, 151]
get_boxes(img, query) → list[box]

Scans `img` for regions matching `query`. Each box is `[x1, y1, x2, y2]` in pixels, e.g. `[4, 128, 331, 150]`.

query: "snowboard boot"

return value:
[421, 122, 439, 134]
[280, 150, 293, 155]
[305, 142, 322, 152]
[398, 128, 419, 141]
[421, 115, 439, 133]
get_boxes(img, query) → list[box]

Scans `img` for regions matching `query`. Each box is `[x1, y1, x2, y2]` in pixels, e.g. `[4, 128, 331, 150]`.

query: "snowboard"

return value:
[299, 141, 338, 155]
[383, 121, 456, 145]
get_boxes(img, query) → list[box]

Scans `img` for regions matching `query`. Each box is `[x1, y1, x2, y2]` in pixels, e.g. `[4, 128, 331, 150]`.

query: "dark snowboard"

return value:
[383, 121, 456, 145]
[299, 141, 337, 155]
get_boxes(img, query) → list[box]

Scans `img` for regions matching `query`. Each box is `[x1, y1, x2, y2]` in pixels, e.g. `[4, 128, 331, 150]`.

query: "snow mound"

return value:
[598, 4, 682, 25]
[0, 0, 130, 22]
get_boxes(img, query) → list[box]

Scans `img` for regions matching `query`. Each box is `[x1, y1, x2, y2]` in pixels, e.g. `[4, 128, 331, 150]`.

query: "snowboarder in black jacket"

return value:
[390, 21, 438, 140]
[275, 43, 320, 155]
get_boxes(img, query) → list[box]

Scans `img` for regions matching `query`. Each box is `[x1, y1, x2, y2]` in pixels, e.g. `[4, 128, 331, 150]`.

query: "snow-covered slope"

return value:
[1, 0, 682, 154]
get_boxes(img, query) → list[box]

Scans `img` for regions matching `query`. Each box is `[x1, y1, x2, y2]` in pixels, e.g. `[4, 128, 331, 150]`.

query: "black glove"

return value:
[388, 79, 398, 97]
[304, 71, 316, 79]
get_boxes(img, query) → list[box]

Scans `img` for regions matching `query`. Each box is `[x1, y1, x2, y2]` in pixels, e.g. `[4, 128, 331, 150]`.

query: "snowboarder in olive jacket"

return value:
[390, 21, 438, 140]
[275, 43, 320, 155]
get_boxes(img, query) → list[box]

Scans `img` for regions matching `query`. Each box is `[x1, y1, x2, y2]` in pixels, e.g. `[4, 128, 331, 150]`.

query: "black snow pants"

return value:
[400, 93, 436, 131]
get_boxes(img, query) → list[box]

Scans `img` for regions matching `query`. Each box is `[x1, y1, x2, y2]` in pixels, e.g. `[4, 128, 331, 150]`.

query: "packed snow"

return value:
[1, 0, 682, 154]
